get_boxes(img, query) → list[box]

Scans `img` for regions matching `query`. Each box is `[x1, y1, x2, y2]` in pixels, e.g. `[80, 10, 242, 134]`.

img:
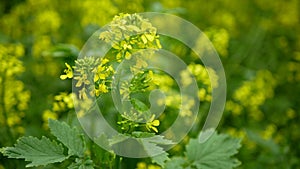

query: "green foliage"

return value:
[151, 152, 169, 167]
[108, 131, 173, 164]
[48, 119, 85, 157]
[1, 120, 240, 169]
[0, 12, 243, 169]
[135, 133, 172, 158]
[165, 131, 241, 169]
[1, 119, 90, 168]
[1, 136, 66, 167]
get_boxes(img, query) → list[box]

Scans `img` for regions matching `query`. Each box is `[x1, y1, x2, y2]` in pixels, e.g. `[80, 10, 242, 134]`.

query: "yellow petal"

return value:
[152, 120, 160, 126]
[60, 75, 67, 80]
[99, 73, 106, 79]
[67, 71, 73, 78]
[101, 58, 109, 65]
[141, 35, 147, 44]
[65, 62, 72, 69]
[95, 89, 101, 96]
[156, 39, 162, 48]
[116, 52, 122, 60]
[99, 83, 108, 93]
[125, 51, 131, 60]
[151, 126, 158, 133]
[145, 34, 154, 42]
[94, 75, 99, 82]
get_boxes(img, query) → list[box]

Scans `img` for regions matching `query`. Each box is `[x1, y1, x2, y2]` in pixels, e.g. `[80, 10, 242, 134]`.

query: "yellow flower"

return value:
[95, 83, 109, 96]
[100, 73, 107, 80]
[101, 58, 110, 65]
[146, 115, 160, 133]
[7, 115, 21, 127]
[94, 73, 107, 82]
[123, 43, 132, 50]
[99, 83, 108, 93]
[42, 110, 58, 121]
[136, 162, 161, 169]
[262, 124, 277, 140]
[141, 34, 148, 44]
[180, 70, 192, 87]
[137, 162, 147, 169]
[60, 63, 73, 80]
[94, 63, 114, 82]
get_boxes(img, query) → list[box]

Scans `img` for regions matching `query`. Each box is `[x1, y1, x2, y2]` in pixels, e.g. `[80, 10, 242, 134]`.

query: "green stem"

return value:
[115, 155, 122, 169]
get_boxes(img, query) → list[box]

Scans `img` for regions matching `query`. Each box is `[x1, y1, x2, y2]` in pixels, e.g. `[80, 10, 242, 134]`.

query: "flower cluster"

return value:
[225, 70, 278, 150]
[42, 92, 74, 128]
[93, 58, 114, 96]
[205, 28, 230, 57]
[0, 44, 30, 141]
[99, 13, 161, 62]
[230, 70, 276, 120]
[99, 14, 163, 133]
[60, 14, 164, 133]
[188, 63, 218, 101]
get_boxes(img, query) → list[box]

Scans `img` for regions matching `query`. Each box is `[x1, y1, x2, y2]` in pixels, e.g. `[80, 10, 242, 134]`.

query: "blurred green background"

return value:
[0, 0, 299, 168]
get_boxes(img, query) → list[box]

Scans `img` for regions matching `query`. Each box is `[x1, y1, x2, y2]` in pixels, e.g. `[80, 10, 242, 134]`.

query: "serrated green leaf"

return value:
[109, 134, 129, 146]
[151, 152, 170, 167]
[138, 135, 173, 167]
[185, 131, 241, 169]
[49, 119, 85, 157]
[165, 157, 186, 169]
[139, 134, 173, 160]
[1, 136, 67, 167]
[141, 140, 165, 158]
[144, 135, 174, 145]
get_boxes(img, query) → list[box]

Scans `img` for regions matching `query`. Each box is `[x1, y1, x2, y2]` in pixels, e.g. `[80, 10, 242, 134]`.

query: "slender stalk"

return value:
[115, 155, 122, 169]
